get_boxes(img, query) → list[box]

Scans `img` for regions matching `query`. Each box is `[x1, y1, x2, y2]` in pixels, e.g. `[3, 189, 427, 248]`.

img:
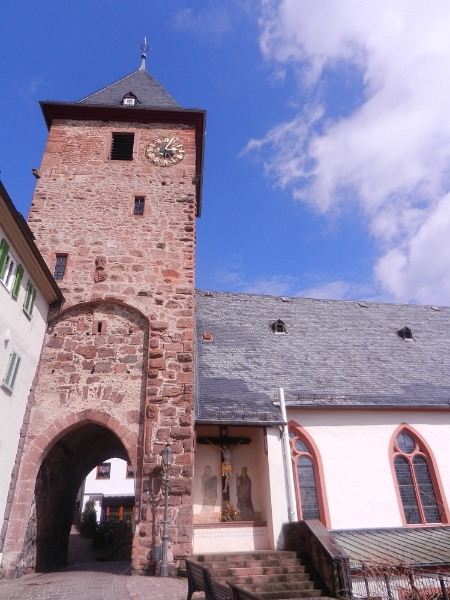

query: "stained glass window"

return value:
[290, 429, 321, 522]
[394, 431, 442, 525]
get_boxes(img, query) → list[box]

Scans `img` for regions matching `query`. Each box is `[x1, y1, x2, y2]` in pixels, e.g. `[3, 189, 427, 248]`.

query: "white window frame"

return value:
[0, 254, 17, 292]
[2, 350, 21, 393]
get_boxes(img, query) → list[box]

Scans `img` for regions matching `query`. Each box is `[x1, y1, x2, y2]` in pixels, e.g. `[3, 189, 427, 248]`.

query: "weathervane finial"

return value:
[139, 36, 151, 70]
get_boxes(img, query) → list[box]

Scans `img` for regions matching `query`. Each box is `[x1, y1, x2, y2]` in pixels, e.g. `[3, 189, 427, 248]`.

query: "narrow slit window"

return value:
[110, 133, 135, 161]
[134, 196, 145, 216]
[393, 430, 444, 524]
[53, 255, 67, 280]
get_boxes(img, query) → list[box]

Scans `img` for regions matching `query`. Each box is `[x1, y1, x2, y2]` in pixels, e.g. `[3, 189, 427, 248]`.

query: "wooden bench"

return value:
[227, 583, 263, 600]
[186, 559, 231, 600]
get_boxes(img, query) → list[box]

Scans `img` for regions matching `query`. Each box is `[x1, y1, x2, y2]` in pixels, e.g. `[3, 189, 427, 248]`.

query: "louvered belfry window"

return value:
[394, 431, 442, 524]
[289, 431, 320, 520]
[110, 133, 135, 161]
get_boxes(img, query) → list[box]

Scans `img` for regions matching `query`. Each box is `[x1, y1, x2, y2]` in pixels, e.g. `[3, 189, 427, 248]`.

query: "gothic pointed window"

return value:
[289, 424, 329, 526]
[392, 428, 448, 525]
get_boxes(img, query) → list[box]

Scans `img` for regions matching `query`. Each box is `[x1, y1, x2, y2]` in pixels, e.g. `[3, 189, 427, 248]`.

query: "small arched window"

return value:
[392, 428, 448, 525]
[289, 424, 330, 527]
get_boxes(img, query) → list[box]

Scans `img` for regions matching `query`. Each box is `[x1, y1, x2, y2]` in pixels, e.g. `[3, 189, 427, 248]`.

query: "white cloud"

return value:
[173, 6, 232, 38]
[211, 264, 376, 301]
[297, 280, 375, 302]
[251, 1, 450, 304]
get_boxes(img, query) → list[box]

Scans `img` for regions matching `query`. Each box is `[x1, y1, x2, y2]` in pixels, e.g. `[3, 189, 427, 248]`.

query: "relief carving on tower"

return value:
[94, 256, 107, 283]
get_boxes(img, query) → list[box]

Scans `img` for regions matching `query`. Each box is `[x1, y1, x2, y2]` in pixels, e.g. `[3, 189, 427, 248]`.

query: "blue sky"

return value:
[2, 1, 450, 305]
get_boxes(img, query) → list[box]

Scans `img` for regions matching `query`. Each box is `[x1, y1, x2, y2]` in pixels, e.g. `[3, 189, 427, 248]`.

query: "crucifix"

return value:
[138, 36, 151, 70]
[197, 428, 251, 503]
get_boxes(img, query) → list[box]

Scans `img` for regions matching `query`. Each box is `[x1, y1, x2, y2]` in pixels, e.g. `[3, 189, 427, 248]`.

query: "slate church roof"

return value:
[77, 67, 180, 109]
[195, 291, 450, 424]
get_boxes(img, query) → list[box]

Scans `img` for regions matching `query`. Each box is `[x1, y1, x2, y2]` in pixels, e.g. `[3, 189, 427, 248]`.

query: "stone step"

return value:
[194, 551, 298, 563]
[205, 558, 303, 569]
[209, 566, 308, 577]
[193, 550, 328, 599]
[257, 590, 325, 599]
[215, 573, 313, 585]
[238, 580, 316, 593]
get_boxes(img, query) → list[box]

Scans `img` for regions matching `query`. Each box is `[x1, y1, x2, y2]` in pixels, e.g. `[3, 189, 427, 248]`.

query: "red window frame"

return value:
[390, 424, 449, 526]
[288, 421, 330, 528]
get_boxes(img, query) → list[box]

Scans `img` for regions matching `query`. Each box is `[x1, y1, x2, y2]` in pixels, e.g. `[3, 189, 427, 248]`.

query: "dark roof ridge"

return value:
[195, 289, 447, 311]
[77, 67, 180, 109]
[77, 68, 150, 103]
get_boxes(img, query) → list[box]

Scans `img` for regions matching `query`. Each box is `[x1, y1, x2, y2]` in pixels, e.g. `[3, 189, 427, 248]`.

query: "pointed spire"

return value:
[139, 36, 151, 71]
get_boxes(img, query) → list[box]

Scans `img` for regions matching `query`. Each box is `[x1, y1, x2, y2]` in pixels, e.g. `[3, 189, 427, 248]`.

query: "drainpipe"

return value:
[279, 388, 298, 522]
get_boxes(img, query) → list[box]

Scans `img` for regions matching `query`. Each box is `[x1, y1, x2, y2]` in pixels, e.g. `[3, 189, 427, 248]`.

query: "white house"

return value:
[81, 457, 135, 524]
[0, 181, 63, 556]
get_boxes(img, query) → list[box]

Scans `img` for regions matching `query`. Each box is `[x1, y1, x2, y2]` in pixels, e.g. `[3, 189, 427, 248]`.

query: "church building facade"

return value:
[2, 58, 450, 579]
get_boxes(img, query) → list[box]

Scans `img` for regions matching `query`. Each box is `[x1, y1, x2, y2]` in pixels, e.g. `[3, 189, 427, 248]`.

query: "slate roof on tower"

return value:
[195, 290, 450, 424]
[77, 67, 180, 108]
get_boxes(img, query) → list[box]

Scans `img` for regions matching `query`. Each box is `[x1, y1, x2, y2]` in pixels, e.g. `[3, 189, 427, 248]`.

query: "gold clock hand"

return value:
[164, 137, 174, 150]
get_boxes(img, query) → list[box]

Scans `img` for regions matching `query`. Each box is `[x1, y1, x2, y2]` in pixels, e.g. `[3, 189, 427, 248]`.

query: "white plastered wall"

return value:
[276, 408, 450, 531]
[0, 225, 49, 529]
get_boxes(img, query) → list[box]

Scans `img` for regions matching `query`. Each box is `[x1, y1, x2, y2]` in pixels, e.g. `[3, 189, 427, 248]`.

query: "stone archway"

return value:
[1, 412, 139, 578]
[34, 423, 131, 571]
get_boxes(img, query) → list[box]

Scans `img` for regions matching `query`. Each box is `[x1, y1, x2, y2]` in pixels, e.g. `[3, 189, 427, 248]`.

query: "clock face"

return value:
[145, 137, 186, 166]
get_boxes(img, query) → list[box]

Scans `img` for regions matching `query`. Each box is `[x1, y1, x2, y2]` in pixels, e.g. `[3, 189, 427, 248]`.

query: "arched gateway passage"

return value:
[34, 423, 132, 571]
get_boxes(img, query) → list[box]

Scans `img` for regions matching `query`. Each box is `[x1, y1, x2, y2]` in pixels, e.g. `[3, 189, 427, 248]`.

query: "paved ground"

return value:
[0, 563, 194, 600]
[0, 531, 327, 600]
[0, 528, 197, 600]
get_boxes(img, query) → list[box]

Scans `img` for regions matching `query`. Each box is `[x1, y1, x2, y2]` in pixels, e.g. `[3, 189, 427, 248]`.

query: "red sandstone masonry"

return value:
[2, 118, 198, 576]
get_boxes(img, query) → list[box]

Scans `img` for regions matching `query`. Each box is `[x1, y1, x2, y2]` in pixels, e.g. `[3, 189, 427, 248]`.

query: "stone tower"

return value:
[1, 57, 205, 577]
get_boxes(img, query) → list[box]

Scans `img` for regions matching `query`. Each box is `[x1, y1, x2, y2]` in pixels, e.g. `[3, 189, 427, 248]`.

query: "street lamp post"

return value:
[160, 442, 175, 577]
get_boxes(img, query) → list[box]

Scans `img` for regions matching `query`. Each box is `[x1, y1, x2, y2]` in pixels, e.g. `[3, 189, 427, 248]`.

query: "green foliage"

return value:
[80, 500, 97, 538]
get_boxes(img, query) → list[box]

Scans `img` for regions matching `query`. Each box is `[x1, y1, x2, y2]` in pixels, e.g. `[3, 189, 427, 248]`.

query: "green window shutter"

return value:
[23, 280, 37, 319]
[0, 239, 10, 278]
[2, 351, 21, 392]
[11, 264, 24, 300]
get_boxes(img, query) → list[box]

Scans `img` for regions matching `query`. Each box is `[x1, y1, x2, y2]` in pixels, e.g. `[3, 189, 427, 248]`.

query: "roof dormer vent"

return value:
[271, 320, 287, 334]
[398, 327, 413, 340]
[122, 92, 137, 106]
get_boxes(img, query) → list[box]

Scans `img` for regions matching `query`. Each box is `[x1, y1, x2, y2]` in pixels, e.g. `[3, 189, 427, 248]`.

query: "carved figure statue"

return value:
[94, 256, 107, 283]
[201, 465, 218, 511]
[207, 440, 235, 493]
[236, 467, 254, 520]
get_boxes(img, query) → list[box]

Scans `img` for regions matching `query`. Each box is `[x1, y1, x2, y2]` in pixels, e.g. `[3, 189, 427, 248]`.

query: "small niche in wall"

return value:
[93, 320, 107, 335]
